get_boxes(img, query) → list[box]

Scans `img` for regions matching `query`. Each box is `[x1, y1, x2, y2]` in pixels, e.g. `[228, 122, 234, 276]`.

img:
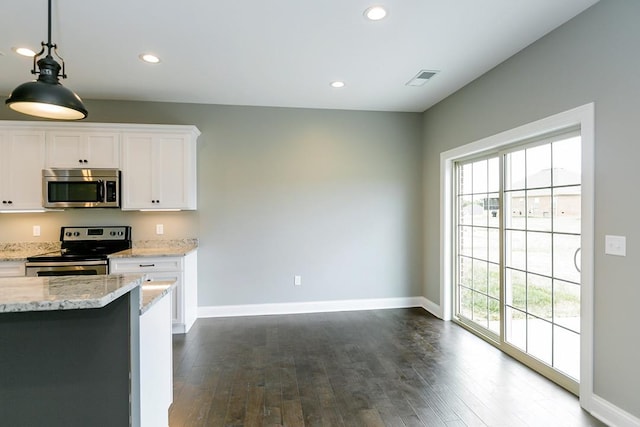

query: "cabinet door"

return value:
[121, 133, 196, 210]
[0, 131, 46, 210]
[46, 131, 120, 168]
[84, 133, 120, 168]
[121, 134, 155, 209]
[156, 135, 193, 209]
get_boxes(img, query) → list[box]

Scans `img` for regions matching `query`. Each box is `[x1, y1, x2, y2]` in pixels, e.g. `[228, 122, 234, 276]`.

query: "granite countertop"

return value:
[0, 239, 198, 261]
[140, 280, 177, 315]
[0, 274, 176, 314]
[109, 238, 198, 258]
[0, 242, 60, 261]
[0, 274, 144, 313]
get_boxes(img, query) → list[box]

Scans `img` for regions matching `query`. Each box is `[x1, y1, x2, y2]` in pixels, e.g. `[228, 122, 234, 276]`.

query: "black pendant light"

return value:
[5, 0, 87, 120]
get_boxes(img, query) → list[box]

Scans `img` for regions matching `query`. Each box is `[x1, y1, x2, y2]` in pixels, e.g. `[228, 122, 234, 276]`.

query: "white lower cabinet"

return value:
[110, 251, 197, 333]
[0, 261, 25, 277]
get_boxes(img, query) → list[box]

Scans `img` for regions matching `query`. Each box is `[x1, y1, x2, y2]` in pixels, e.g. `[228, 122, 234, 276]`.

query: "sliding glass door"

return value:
[455, 131, 582, 391]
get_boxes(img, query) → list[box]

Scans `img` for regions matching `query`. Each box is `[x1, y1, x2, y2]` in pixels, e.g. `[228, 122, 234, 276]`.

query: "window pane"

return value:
[526, 144, 551, 188]
[473, 195, 488, 227]
[488, 228, 500, 263]
[527, 273, 552, 320]
[527, 231, 552, 277]
[505, 230, 526, 271]
[459, 163, 473, 194]
[473, 227, 488, 260]
[459, 256, 473, 287]
[554, 326, 580, 380]
[459, 195, 474, 225]
[505, 268, 526, 311]
[553, 233, 581, 283]
[459, 226, 472, 257]
[554, 279, 580, 333]
[488, 297, 500, 334]
[459, 286, 473, 319]
[505, 150, 525, 191]
[488, 157, 500, 193]
[488, 263, 500, 299]
[552, 136, 581, 186]
[505, 306, 526, 350]
[553, 186, 581, 234]
[528, 316, 552, 364]
[473, 160, 488, 194]
[473, 291, 488, 329]
[487, 193, 500, 228]
[505, 190, 526, 230]
[473, 259, 488, 293]
[527, 188, 552, 232]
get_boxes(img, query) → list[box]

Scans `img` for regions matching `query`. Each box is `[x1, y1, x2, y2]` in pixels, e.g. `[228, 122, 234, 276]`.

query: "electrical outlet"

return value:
[294, 275, 302, 286]
[33, 225, 41, 237]
[156, 224, 164, 235]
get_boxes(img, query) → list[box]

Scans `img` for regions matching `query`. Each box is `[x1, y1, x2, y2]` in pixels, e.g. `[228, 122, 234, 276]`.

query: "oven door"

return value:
[25, 260, 108, 277]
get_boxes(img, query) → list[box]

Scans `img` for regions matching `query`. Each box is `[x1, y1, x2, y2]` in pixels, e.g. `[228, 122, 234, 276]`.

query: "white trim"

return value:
[421, 297, 443, 319]
[438, 103, 595, 410]
[0, 119, 201, 137]
[591, 394, 640, 427]
[198, 296, 427, 318]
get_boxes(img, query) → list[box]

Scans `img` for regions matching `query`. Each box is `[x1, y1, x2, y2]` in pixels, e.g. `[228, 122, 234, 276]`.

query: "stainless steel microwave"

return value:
[43, 168, 120, 208]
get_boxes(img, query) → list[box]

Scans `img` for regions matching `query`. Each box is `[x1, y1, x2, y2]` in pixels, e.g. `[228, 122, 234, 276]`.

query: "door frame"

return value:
[438, 103, 594, 410]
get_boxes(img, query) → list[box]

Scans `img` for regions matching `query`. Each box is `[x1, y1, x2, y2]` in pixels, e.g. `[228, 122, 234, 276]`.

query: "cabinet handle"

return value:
[139, 264, 156, 267]
[84, 159, 88, 163]
[7, 201, 12, 204]
[78, 159, 83, 163]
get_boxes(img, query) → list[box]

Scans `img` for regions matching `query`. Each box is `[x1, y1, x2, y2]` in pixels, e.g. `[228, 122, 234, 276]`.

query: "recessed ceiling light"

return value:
[364, 6, 387, 21]
[330, 81, 345, 88]
[139, 53, 161, 64]
[13, 47, 36, 57]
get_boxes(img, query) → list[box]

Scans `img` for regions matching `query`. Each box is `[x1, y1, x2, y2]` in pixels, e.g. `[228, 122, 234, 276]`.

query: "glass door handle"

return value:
[573, 247, 581, 273]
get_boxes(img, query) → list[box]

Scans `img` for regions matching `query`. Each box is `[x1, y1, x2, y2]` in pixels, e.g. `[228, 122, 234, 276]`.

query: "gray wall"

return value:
[422, 0, 639, 417]
[0, 103, 424, 306]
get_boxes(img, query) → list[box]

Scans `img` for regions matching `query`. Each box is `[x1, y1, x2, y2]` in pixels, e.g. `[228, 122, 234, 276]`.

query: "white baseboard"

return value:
[421, 297, 442, 319]
[198, 296, 431, 318]
[590, 394, 640, 427]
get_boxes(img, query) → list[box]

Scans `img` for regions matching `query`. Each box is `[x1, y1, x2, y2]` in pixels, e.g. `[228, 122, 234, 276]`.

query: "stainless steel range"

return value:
[26, 226, 132, 277]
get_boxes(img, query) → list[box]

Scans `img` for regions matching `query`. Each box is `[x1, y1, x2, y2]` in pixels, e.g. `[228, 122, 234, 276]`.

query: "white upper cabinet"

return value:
[46, 131, 120, 168]
[0, 130, 46, 211]
[121, 130, 198, 210]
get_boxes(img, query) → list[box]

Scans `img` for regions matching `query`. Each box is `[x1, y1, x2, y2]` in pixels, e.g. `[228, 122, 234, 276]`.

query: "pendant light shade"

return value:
[5, 0, 87, 120]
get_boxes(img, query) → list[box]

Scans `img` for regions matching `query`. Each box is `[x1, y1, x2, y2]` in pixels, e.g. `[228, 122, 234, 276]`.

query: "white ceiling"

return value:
[1, 0, 599, 113]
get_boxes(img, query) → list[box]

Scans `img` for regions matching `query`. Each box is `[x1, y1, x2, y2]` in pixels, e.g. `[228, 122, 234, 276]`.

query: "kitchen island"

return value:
[0, 274, 175, 427]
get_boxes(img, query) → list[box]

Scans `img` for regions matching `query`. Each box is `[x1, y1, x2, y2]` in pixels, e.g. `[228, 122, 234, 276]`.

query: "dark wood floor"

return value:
[169, 308, 606, 427]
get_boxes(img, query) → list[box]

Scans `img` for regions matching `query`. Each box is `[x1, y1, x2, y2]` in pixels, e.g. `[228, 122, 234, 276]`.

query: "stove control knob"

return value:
[73, 232, 80, 237]
[118, 231, 124, 236]
[65, 232, 72, 237]
[110, 231, 116, 236]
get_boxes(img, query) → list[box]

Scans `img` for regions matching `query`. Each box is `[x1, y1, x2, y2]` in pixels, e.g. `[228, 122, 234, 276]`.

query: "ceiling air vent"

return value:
[406, 70, 439, 87]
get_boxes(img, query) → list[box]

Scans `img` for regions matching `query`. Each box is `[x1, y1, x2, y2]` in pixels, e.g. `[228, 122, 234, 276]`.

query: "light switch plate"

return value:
[605, 235, 626, 256]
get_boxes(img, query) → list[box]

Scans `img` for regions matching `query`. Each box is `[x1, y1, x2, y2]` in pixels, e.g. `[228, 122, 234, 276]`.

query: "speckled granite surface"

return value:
[0, 274, 143, 313]
[0, 242, 60, 261]
[0, 239, 198, 261]
[110, 239, 198, 258]
[140, 280, 177, 315]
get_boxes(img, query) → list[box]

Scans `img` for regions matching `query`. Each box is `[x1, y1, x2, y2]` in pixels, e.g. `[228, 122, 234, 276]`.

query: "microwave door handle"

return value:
[97, 180, 105, 202]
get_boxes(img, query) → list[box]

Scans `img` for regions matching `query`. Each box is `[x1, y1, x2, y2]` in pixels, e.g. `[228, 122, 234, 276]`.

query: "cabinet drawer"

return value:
[110, 257, 183, 274]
